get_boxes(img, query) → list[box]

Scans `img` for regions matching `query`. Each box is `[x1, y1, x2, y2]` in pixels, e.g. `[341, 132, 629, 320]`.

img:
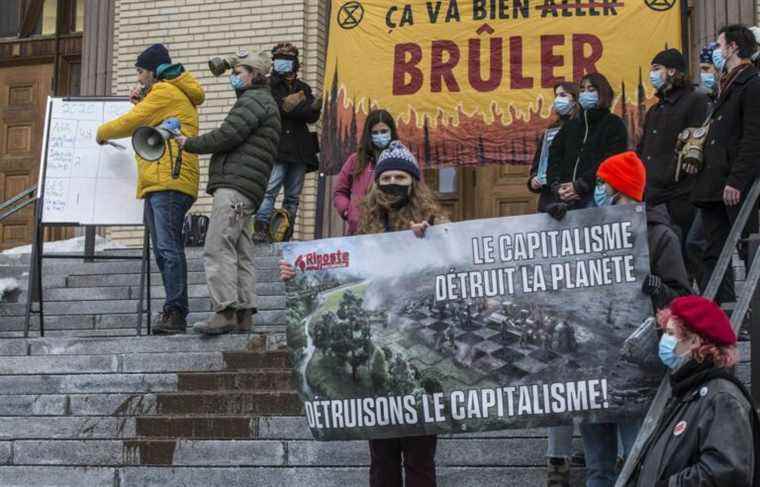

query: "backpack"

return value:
[182, 214, 210, 247]
[269, 208, 293, 242]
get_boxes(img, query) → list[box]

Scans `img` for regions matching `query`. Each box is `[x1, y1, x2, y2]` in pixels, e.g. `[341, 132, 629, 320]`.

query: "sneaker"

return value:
[546, 457, 570, 487]
[193, 309, 237, 336]
[152, 309, 187, 335]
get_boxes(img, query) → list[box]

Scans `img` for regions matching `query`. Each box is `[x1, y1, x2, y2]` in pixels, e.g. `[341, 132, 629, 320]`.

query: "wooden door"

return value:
[0, 64, 53, 250]
[473, 164, 537, 219]
[688, 0, 755, 70]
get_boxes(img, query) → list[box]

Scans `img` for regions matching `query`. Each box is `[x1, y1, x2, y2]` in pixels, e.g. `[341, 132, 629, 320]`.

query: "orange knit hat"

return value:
[597, 151, 647, 202]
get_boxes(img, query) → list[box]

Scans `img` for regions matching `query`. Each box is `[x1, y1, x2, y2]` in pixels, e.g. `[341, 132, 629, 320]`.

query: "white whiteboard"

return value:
[38, 97, 144, 225]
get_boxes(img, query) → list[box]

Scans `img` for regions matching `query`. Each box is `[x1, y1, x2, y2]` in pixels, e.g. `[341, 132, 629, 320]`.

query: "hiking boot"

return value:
[234, 308, 254, 334]
[152, 309, 187, 335]
[193, 308, 236, 335]
[546, 457, 570, 487]
[252, 220, 270, 243]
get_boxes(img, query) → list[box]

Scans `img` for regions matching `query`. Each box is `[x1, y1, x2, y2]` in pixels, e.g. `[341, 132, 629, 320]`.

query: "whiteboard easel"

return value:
[25, 97, 152, 337]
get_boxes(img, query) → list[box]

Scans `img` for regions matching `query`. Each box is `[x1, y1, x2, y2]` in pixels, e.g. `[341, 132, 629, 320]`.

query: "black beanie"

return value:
[651, 48, 687, 73]
[135, 44, 172, 74]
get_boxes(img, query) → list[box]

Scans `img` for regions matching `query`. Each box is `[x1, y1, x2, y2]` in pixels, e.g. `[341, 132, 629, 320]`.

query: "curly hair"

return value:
[358, 179, 447, 235]
[272, 42, 299, 58]
[656, 308, 739, 368]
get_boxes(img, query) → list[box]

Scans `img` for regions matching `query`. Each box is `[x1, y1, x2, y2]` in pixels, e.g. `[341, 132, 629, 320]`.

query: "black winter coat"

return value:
[184, 84, 281, 207]
[270, 74, 321, 169]
[630, 361, 760, 487]
[646, 205, 692, 310]
[547, 108, 628, 208]
[638, 86, 710, 206]
[693, 64, 760, 204]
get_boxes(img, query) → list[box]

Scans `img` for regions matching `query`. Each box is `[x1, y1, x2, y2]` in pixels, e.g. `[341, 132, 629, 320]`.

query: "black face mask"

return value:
[379, 184, 411, 208]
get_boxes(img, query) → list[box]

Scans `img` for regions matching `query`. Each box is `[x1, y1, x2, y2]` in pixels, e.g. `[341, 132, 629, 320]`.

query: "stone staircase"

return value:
[0, 246, 751, 486]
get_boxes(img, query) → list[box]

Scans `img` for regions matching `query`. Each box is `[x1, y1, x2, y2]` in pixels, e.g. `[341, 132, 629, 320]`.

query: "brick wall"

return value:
[109, 0, 327, 247]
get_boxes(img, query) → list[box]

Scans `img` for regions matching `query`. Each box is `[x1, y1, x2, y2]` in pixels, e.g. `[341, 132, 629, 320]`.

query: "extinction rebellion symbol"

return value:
[646, 0, 677, 11]
[338, 1, 364, 29]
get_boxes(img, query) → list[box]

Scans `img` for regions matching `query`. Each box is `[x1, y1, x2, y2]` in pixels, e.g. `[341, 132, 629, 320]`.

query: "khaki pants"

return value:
[204, 188, 257, 312]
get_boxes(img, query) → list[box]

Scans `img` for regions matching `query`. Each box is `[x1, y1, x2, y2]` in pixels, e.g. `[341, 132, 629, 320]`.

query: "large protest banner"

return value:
[320, 0, 683, 174]
[284, 205, 660, 441]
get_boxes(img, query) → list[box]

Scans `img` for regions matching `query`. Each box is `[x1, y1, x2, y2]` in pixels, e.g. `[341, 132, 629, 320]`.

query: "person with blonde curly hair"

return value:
[625, 295, 760, 487]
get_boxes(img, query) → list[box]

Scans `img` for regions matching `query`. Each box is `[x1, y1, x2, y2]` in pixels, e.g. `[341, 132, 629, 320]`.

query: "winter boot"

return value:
[546, 457, 570, 487]
[152, 309, 187, 335]
[234, 309, 254, 334]
[193, 309, 237, 336]
[252, 220, 270, 243]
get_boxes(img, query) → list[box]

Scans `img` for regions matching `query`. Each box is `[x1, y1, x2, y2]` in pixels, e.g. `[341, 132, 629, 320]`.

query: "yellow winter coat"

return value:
[96, 72, 205, 200]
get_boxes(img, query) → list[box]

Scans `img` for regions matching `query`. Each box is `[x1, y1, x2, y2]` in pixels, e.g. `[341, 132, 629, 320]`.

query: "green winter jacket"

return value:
[184, 83, 281, 206]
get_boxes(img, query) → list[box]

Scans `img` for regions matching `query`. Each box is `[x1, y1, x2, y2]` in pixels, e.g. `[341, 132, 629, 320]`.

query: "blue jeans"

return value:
[580, 418, 642, 487]
[255, 162, 306, 223]
[547, 425, 574, 458]
[144, 190, 194, 317]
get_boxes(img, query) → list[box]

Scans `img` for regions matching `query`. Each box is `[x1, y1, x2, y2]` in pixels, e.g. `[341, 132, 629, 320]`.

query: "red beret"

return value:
[670, 296, 736, 346]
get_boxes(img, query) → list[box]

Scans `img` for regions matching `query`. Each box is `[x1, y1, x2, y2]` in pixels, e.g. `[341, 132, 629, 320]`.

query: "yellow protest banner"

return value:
[320, 0, 682, 173]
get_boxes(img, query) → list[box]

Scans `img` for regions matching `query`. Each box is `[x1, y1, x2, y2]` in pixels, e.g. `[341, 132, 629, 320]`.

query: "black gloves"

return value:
[642, 274, 663, 296]
[546, 202, 569, 221]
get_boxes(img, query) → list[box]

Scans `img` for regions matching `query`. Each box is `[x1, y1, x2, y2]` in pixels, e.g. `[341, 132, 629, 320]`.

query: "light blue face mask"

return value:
[659, 334, 686, 369]
[700, 72, 717, 91]
[594, 183, 615, 207]
[650, 70, 666, 91]
[371, 132, 392, 149]
[712, 48, 727, 72]
[274, 59, 295, 74]
[554, 96, 573, 116]
[579, 91, 599, 110]
[229, 74, 246, 91]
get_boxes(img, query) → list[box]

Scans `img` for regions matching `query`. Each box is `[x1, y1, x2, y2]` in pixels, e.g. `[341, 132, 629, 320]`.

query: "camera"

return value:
[208, 49, 250, 77]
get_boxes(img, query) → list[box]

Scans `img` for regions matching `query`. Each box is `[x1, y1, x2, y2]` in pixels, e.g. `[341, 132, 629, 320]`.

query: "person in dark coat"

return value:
[686, 24, 760, 304]
[638, 49, 710, 284]
[626, 295, 759, 487]
[178, 51, 281, 335]
[280, 142, 446, 487]
[254, 42, 322, 242]
[551, 152, 692, 487]
[528, 81, 579, 214]
[546, 72, 628, 214]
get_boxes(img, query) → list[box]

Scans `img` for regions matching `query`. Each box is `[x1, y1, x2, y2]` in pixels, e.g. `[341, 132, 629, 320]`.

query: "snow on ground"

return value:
[2, 236, 126, 255]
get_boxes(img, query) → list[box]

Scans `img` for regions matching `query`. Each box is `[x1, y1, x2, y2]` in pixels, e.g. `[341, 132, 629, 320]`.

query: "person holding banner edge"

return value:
[177, 51, 281, 336]
[96, 43, 205, 334]
[625, 295, 759, 487]
[334, 109, 398, 236]
[281, 141, 446, 487]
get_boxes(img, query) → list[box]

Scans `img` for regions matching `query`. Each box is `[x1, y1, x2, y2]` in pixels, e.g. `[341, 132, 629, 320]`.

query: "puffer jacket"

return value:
[629, 360, 760, 487]
[183, 83, 281, 207]
[97, 67, 204, 200]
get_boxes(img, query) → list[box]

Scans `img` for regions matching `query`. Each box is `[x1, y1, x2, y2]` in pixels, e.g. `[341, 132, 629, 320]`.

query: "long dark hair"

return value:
[580, 73, 614, 110]
[356, 109, 398, 177]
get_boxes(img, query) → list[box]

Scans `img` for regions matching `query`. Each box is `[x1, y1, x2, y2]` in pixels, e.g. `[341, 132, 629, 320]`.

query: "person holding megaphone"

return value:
[176, 50, 281, 336]
[96, 43, 205, 335]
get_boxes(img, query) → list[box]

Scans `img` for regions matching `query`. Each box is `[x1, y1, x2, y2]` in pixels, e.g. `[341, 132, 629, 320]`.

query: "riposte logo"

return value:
[646, 0, 677, 11]
[338, 1, 364, 29]
[295, 250, 350, 272]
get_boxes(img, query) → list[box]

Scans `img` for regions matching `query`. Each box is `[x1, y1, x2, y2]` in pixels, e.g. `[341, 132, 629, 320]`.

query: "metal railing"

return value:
[0, 186, 36, 223]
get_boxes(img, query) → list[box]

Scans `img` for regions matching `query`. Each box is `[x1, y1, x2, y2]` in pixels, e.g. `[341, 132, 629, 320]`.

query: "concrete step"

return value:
[17, 334, 256, 356]
[2, 299, 214, 316]
[154, 392, 301, 416]
[0, 324, 287, 339]
[0, 373, 177, 395]
[0, 466, 582, 487]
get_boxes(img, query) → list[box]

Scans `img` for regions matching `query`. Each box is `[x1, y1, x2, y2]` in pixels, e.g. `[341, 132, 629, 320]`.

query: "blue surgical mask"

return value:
[579, 91, 599, 110]
[554, 96, 573, 116]
[650, 70, 666, 90]
[594, 183, 615, 207]
[659, 334, 686, 369]
[700, 72, 717, 91]
[372, 132, 392, 149]
[712, 49, 726, 72]
[274, 59, 295, 74]
[229, 74, 246, 90]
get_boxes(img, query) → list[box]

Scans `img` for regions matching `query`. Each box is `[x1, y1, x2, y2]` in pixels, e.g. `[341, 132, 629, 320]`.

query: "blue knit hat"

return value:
[136, 44, 172, 73]
[700, 42, 718, 65]
[375, 141, 421, 181]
